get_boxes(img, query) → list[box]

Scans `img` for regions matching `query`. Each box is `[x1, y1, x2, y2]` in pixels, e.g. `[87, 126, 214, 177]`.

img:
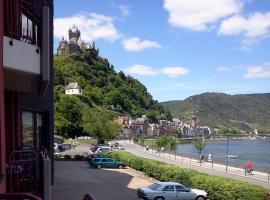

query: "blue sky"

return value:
[54, 0, 270, 102]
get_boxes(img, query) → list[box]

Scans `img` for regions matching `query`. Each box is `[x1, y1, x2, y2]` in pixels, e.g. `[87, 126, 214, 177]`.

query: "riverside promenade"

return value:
[117, 140, 270, 189]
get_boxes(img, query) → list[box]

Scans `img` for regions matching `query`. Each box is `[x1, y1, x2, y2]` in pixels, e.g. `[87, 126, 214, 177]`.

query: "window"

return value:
[162, 185, 175, 192]
[175, 185, 189, 192]
[22, 111, 34, 146]
[148, 183, 161, 190]
[107, 159, 113, 162]
[93, 159, 100, 162]
[101, 159, 107, 162]
[22, 110, 45, 148]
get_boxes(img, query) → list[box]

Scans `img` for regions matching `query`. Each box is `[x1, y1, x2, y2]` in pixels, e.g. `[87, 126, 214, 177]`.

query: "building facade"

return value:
[0, 0, 54, 198]
[65, 81, 82, 95]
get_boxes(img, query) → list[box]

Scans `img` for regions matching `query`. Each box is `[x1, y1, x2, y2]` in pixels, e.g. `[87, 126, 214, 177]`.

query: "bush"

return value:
[106, 151, 270, 200]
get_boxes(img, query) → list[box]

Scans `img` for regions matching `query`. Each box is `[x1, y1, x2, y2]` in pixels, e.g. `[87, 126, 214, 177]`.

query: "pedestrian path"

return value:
[118, 140, 270, 189]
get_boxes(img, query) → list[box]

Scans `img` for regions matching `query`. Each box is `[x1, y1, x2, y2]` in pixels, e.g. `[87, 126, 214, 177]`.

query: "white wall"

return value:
[65, 88, 82, 95]
[3, 36, 40, 74]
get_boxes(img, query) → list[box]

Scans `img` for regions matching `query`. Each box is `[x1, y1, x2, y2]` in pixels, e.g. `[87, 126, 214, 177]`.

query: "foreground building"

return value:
[0, 0, 54, 199]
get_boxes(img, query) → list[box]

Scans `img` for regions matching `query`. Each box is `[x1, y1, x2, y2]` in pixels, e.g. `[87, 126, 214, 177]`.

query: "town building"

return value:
[117, 116, 129, 127]
[0, 0, 53, 198]
[57, 25, 99, 56]
[135, 117, 148, 136]
[65, 81, 82, 95]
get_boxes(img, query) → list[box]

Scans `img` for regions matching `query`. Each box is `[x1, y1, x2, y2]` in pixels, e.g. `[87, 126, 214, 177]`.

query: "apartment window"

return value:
[3, 0, 42, 45]
[22, 110, 45, 148]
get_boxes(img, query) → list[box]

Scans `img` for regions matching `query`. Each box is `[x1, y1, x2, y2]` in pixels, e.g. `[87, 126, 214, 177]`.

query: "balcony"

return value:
[3, 36, 40, 75]
[3, 0, 50, 93]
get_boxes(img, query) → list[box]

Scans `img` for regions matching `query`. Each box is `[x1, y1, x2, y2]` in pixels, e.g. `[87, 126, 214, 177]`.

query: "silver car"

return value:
[137, 182, 207, 200]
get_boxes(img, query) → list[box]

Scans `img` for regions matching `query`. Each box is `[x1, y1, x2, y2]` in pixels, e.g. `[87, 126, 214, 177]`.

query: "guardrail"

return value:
[133, 143, 270, 182]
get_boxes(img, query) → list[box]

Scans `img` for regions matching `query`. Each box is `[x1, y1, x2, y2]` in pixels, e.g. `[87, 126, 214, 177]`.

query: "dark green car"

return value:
[91, 158, 126, 169]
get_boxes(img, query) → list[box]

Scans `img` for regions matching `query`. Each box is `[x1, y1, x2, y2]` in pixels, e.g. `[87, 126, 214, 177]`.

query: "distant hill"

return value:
[160, 93, 270, 132]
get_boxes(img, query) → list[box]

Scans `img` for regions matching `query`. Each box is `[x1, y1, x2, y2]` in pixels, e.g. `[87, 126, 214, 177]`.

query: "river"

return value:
[176, 138, 270, 172]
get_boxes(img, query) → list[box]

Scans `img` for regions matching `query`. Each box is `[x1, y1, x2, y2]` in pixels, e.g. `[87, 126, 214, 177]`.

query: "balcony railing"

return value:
[0, 193, 41, 200]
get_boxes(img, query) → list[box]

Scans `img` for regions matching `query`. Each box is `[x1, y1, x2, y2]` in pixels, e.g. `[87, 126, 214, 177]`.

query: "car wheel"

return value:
[154, 197, 164, 200]
[118, 165, 123, 169]
[97, 165, 101, 169]
[196, 196, 206, 200]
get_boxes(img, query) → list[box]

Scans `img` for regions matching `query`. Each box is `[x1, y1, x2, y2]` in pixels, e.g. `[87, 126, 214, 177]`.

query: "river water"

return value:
[176, 138, 270, 172]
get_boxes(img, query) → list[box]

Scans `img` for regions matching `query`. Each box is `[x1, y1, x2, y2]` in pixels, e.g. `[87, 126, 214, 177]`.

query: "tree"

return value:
[156, 135, 176, 151]
[54, 95, 84, 138]
[83, 107, 121, 142]
[193, 137, 207, 158]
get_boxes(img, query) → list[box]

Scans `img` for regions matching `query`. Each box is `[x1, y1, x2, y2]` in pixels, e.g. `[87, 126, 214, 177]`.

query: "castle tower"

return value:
[68, 25, 81, 44]
[191, 108, 197, 128]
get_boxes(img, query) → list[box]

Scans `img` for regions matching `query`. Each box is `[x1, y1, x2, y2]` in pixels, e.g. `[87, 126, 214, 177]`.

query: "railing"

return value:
[7, 150, 39, 195]
[132, 142, 270, 182]
[0, 193, 41, 200]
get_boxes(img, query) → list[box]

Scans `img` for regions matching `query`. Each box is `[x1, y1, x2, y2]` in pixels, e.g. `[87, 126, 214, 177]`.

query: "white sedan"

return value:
[137, 182, 207, 200]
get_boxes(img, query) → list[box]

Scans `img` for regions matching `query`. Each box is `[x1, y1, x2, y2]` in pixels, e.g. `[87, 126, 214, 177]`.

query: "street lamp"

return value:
[226, 134, 230, 172]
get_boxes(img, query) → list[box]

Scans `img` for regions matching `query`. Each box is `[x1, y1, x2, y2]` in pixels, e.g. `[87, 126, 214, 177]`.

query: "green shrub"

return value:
[107, 151, 270, 200]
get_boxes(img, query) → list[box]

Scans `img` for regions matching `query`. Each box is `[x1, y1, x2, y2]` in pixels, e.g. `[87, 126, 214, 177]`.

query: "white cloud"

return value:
[54, 13, 121, 42]
[161, 67, 190, 77]
[123, 65, 189, 77]
[216, 66, 231, 72]
[218, 12, 270, 38]
[163, 0, 243, 31]
[119, 5, 130, 17]
[122, 37, 162, 52]
[244, 66, 270, 79]
[124, 65, 158, 76]
[216, 66, 242, 72]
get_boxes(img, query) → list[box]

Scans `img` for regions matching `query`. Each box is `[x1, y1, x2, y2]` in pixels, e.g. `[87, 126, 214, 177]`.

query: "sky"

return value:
[54, 0, 270, 102]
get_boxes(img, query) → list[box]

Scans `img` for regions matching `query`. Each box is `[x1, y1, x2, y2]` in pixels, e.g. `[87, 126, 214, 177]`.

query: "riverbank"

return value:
[117, 140, 270, 189]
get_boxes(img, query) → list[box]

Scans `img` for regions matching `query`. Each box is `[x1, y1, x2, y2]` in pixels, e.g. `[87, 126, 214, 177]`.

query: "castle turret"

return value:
[68, 25, 81, 44]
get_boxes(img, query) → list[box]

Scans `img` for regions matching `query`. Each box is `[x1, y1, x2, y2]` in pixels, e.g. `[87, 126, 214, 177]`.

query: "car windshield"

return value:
[148, 183, 161, 190]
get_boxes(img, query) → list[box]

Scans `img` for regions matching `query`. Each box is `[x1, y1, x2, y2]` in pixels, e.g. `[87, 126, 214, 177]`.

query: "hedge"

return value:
[106, 151, 270, 200]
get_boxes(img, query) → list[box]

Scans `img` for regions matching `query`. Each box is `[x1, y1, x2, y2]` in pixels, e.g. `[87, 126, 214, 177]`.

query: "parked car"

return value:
[112, 142, 120, 149]
[90, 158, 126, 169]
[95, 146, 112, 154]
[117, 145, 125, 150]
[137, 182, 207, 200]
[88, 154, 108, 164]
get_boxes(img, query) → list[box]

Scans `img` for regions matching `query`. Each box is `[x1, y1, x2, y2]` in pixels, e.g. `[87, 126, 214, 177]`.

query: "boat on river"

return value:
[226, 155, 237, 159]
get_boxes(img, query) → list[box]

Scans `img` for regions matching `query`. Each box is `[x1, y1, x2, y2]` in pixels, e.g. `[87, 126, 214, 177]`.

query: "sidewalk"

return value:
[118, 140, 270, 189]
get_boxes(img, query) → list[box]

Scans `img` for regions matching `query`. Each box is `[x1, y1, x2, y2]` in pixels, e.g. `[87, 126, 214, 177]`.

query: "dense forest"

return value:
[54, 50, 170, 138]
[160, 93, 270, 133]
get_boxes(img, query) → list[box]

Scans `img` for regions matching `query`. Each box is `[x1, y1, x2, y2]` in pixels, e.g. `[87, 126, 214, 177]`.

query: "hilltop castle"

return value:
[57, 25, 99, 56]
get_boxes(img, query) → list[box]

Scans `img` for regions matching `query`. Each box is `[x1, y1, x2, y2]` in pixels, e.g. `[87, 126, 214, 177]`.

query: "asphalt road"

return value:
[52, 161, 153, 200]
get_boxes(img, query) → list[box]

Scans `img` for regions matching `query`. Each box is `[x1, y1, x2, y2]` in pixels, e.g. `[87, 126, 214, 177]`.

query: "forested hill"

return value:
[54, 50, 169, 137]
[160, 93, 270, 132]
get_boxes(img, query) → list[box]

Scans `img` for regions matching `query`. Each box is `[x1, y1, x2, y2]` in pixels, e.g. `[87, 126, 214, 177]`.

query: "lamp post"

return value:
[226, 134, 229, 172]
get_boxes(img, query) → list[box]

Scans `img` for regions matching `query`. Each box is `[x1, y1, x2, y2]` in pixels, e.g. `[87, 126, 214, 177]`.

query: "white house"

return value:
[65, 81, 82, 95]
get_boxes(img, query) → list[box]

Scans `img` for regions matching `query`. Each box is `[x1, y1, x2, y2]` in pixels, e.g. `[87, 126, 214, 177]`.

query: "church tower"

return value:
[191, 108, 197, 128]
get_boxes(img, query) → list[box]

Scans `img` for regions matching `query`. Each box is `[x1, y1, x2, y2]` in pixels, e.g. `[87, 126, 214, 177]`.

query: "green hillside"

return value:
[54, 50, 170, 138]
[160, 93, 270, 133]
